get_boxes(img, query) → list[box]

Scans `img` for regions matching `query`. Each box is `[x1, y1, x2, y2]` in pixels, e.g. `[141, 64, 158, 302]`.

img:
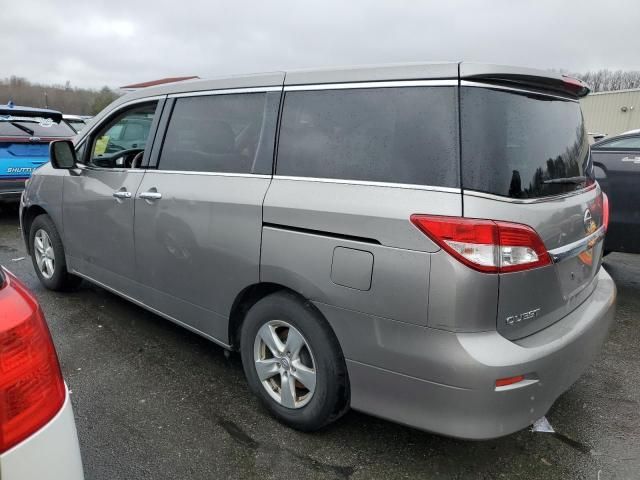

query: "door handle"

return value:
[139, 191, 162, 200]
[112, 191, 132, 199]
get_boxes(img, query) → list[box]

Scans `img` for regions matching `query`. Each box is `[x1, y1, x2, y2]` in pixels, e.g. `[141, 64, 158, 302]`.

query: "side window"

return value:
[158, 91, 279, 174]
[599, 136, 640, 149]
[89, 102, 157, 168]
[276, 87, 459, 187]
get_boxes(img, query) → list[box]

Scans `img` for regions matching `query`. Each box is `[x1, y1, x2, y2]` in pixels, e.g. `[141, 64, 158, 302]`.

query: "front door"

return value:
[63, 100, 162, 292]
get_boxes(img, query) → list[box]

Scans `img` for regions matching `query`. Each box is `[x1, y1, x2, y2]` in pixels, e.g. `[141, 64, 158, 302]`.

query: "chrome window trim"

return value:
[284, 79, 458, 92]
[149, 169, 271, 179]
[463, 183, 597, 204]
[79, 164, 146, 174]
[168, 86, 282, 98]
[76, 163, 271, 177]
[547, 225, 606, 263]
[273, 175, 461, 193]
[460, 80, 579, 103]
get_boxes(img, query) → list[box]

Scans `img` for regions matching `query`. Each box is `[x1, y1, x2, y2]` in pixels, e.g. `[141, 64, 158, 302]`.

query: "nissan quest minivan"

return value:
[19, 62, 616, 439]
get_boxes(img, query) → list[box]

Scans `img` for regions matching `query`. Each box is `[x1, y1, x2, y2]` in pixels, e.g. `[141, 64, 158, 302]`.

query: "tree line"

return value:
[569, 69, 640, 93]
[0, 76, 120, 116]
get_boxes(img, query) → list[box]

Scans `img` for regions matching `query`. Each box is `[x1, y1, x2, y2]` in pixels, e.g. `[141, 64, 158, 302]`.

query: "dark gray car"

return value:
[592, 132, 640, 254]
[19, 62, 616, 439]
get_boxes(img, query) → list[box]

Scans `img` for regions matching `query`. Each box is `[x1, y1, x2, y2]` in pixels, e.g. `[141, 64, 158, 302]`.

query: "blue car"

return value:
[0, 103, 76, 200]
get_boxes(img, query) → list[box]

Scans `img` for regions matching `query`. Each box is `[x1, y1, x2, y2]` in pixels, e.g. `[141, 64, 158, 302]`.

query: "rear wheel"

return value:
[240, 291, 349, 431]
[29, 215, 82, 291]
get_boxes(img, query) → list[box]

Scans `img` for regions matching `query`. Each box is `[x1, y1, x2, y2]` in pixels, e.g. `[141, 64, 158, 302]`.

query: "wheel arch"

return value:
[22, 204, 50, 254]
[227, 282, 341, 354]
[228, 282, 299, 350]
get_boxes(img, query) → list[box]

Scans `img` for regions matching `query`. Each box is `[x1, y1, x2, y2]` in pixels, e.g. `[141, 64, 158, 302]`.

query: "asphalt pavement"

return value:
[1, 202, 638, 480]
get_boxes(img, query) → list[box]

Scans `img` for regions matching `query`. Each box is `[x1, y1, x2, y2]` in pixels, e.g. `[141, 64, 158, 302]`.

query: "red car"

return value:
[0, 267, 83, 479]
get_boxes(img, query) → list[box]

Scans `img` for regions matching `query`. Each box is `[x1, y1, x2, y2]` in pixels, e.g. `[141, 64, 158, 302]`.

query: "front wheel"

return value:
[29, 214, 82, 291]
[240, 291, 349, 431]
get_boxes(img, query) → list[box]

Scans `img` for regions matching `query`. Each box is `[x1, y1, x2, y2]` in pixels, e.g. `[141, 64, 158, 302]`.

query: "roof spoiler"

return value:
[0, 104, 63, 123]
[460, 63, 590, 98]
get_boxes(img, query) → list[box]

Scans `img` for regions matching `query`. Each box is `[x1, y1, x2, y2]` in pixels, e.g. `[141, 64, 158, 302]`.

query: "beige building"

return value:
[581, 88, 640, 137]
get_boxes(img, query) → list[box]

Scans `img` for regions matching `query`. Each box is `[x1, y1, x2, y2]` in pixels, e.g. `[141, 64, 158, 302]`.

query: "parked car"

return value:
[62, 114, 87, 134]
[0, 267, 83, 479]
[20, 63, 616, 440]
[588, 132, 607, 144]
[0, 104, 76, 201]
[592, 131, 640, 254]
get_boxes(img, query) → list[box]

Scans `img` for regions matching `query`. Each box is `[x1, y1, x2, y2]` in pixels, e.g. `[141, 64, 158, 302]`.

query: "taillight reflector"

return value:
[495, 375, 525, 387]
[410, 215, 552, 274]
[0, 271, 65, 453]
[602, 193, 610, 231]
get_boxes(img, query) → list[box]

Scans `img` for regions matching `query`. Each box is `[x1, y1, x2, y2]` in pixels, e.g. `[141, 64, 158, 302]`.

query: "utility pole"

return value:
[44, 91, 48, 108]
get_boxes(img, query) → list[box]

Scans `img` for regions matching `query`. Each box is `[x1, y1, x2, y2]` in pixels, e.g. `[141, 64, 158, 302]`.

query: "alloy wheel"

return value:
[253, 320, 317, 409]
[34, 229, 55, 279]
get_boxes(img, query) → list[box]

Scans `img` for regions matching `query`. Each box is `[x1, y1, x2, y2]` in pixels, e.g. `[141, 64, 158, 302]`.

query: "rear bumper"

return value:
[0, 388, 84, 479]
[319, 267, 616, 439]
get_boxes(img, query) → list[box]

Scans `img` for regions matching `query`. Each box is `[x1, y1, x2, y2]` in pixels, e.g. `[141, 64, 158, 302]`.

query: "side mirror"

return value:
[49, 140, 77, 169]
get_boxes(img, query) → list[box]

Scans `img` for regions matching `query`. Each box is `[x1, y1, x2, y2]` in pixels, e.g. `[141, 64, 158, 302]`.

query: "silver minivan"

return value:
[20, 63, 616, 439]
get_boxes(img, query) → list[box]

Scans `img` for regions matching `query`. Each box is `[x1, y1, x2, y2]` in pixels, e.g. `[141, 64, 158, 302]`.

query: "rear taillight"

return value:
[602, 193, 610, 231]
[0, 272, 65, 453]
[410, 215, 552, 274]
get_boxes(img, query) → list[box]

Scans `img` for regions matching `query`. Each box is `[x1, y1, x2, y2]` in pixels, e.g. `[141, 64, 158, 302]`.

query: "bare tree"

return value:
[571, 69, 640, 92]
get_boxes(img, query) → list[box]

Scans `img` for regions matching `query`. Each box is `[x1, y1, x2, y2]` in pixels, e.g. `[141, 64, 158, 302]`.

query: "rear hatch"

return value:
[0, 107, 75, 183]
[459, 70, 605, 340]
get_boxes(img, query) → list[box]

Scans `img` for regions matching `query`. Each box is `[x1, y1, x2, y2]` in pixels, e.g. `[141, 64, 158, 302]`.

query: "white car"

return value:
[0, 267, 84, 479]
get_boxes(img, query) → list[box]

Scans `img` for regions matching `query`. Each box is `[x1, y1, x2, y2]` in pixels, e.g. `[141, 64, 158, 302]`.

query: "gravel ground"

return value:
[1, 202, 638, 480]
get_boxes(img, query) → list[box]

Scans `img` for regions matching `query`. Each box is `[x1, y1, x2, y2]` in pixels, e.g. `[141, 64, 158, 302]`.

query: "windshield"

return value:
[461, 87, 593, 199]
[0, 116, 76, 137]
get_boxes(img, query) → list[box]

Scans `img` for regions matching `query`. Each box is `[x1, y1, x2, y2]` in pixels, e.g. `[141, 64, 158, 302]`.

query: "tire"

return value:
[240, 291, 349, 431]
[29, 214, 82, 291]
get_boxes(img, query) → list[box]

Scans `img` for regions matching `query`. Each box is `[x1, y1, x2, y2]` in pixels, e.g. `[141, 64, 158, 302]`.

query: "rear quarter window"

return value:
[460, 87, 592, 199]
[276, 86, 459, 187]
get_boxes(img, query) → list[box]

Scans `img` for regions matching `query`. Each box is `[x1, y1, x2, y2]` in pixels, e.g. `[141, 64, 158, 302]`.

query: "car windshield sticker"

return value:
[94, 136, 110, 156]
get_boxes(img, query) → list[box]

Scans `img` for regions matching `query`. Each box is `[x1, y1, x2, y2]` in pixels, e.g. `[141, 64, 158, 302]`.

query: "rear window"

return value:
[65, 119, 86, 133]
[0, 118, 75, 138]
[276, 87, 459, 187]
[461, 87, 592, 199]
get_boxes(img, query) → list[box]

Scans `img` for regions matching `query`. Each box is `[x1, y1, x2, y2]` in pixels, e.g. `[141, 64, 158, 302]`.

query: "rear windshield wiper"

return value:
[543, 176, 586, 185]
[7, 121, 35, 136]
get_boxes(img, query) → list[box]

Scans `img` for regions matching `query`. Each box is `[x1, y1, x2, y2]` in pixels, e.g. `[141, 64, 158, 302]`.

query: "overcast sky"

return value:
[2, 0, 639, 89]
